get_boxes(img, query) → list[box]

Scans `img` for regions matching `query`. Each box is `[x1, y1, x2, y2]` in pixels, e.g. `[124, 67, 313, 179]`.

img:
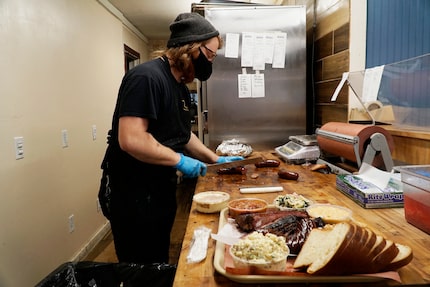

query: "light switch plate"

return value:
[14, 136, 24, 160]
[61, 129, 68, 148]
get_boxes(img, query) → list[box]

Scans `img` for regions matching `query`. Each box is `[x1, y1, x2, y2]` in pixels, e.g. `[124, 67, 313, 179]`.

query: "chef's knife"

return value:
[206, 156, 264, 172]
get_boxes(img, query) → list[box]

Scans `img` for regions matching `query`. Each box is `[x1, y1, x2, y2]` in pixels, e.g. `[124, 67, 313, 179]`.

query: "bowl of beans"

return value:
[228, 197, 268, 219]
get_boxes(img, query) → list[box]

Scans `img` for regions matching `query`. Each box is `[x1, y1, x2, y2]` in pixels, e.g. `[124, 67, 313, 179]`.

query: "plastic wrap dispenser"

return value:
[316, 122, 394, 172]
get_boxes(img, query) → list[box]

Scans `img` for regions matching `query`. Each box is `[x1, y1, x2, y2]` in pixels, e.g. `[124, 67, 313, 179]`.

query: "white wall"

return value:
[0, 0, 147, 285]
[348, 0, 367, 109]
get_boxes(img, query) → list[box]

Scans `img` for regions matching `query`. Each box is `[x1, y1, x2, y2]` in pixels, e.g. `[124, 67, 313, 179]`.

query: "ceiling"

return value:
[107, 0, 283, 40]
[108, 0, 196, 40]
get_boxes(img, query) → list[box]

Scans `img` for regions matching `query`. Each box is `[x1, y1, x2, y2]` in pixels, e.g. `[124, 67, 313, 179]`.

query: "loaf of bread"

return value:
[293, 222, 413, 275]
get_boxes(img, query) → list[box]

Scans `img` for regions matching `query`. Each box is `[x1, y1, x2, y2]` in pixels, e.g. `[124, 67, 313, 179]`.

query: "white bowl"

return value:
[193, 191, 230, 213]
[229, 232, 289, 272]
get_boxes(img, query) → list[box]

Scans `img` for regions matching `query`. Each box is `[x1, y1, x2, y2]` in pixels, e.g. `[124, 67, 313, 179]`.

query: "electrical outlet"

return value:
[68, 214, 75, 233]
[92, 125, 97, 140]
[14, 136, 24, 160]
[62, 129, 69, 148]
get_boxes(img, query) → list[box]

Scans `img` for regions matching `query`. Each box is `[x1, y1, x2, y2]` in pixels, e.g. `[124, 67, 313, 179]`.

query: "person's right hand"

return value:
[174, 153, 207, 178]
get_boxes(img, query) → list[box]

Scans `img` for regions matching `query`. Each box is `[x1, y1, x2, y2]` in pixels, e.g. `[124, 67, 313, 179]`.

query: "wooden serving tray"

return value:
[213, 208, 395, 284]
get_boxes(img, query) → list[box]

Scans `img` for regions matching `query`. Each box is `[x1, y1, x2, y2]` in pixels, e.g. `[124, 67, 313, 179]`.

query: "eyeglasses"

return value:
[202, 45, 217, 60]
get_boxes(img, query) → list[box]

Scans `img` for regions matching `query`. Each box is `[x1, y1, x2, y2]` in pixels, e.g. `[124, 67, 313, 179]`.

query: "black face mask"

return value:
[192, 48, 213, 81]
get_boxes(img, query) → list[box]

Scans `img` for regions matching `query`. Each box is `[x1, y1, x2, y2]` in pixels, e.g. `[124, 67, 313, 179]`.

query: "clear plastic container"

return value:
[394, 165, 430, 234]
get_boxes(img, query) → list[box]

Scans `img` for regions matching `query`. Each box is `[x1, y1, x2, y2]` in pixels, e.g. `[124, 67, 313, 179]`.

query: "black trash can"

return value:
[35, 261, 176, 287]
[115, 262, 177, 287]
[35, 261, 120, 287]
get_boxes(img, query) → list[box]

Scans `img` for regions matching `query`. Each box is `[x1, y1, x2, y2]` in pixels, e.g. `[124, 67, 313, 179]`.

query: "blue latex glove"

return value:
[216, 156, 244, 163]
[175, 153, 207, 178]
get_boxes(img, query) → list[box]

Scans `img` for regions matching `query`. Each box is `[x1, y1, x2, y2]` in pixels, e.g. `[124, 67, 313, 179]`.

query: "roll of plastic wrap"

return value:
[364, 100, 383, 111]
[317, 122, 394, 164]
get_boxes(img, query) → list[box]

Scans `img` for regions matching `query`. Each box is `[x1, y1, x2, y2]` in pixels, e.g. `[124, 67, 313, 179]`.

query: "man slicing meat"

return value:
[99, 13, 243, 264]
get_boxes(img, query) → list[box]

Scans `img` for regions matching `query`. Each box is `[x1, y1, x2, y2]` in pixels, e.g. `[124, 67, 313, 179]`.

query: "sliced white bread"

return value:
[346, 226, 379, 274]
[315, 224, 387, 275]
[382, 243, 413, 271]
[356, 227, 371, 258]
[294, 222, 355, 275]
[363, 228, 377, 255]
[370, 239, 399, 273]
[294, 222, 413, 275]
[292, 228, 330, 269]
[313, 223, 364, 275]
[368, 234, 386, 259]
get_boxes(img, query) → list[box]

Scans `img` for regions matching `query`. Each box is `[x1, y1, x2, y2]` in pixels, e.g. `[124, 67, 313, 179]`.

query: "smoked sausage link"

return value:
[255, 159, 281, 168]
[217, 166, 247, 175]
[278, 169, 299, 180]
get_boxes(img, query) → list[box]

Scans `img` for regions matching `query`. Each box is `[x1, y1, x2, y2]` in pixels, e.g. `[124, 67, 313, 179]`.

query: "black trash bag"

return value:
[98, 167, 112, 220]
[115, 262, 177, 287]
[35, 261, 121, 287]
[98, 130, 114, 220]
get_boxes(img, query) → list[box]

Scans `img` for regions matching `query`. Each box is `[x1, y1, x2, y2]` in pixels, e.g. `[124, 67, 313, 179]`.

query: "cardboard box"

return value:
[394, 165, 430, 235]
[336, 174, 403, 208]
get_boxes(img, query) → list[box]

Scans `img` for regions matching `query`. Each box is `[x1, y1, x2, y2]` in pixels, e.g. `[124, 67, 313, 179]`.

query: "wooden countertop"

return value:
[172, 151, 430, 286]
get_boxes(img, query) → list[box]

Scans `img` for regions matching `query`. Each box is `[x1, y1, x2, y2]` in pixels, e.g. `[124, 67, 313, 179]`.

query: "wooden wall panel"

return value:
[311, 0, 350, 128]
[316, 105, 348, 125]
[314, 60, 323, 82]
[383, 127, 430, 165]
[315, 0, 349, 40]
[334, 23, 349, 53]
[321, 50, 349, 80]
[391, 136, 430, 165]
[315, 80, 348, 104]
[315, 33, 333, 59]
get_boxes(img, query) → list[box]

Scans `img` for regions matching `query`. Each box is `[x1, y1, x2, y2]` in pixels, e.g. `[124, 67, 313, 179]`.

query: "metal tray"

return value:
[213, 208, 389, 284]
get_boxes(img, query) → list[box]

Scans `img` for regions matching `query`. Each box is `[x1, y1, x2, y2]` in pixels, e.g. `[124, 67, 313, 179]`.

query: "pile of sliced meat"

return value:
[234, 209, 325, 254]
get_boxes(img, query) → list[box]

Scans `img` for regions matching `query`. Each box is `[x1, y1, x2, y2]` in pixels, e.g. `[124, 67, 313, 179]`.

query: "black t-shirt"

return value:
[108, 56, 192, 173]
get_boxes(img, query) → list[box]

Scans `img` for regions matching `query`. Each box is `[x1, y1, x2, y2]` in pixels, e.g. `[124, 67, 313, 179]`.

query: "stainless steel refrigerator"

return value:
[197, 5, 306, 151]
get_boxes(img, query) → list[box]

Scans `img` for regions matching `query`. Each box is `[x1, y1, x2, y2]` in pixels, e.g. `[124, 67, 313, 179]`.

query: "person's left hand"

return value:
[216, 156, 244, 163]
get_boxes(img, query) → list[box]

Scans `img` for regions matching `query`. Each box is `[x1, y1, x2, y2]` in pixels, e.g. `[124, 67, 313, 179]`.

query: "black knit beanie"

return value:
[167, 12, 219, 48]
